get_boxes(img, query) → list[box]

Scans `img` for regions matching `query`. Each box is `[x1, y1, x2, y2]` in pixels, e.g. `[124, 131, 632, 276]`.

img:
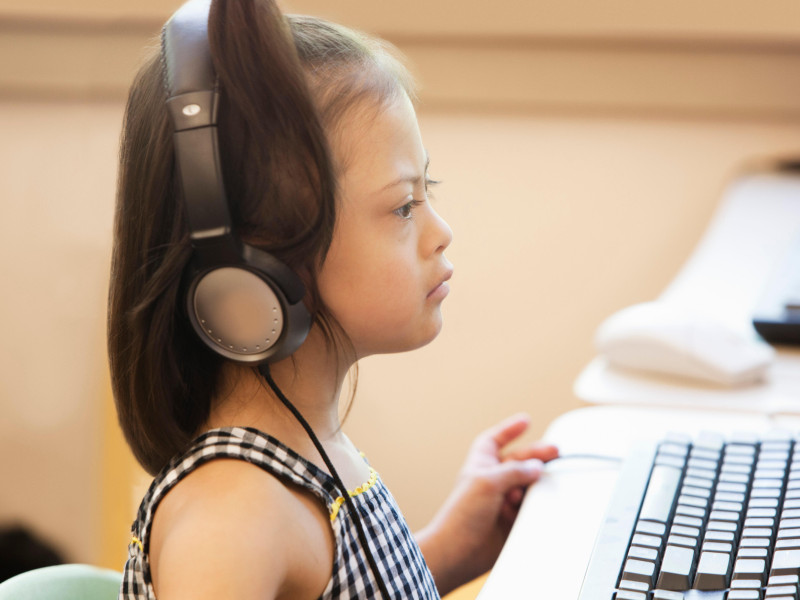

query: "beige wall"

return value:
[2, 1, 800, 593]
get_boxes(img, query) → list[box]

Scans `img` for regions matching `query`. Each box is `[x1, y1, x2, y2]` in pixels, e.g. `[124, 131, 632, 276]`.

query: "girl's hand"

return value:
[416, 413, 558, 595]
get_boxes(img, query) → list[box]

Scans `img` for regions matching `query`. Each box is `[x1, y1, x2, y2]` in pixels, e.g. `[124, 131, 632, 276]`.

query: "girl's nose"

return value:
[428, 205, 453, 255]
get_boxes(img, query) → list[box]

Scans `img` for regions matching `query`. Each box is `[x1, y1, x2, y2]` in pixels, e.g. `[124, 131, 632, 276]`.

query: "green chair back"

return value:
[0, 564, 121, 600]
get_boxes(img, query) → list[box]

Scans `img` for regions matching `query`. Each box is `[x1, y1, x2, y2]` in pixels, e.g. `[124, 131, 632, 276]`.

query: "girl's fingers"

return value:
[503, 442, 559, 463]
[478, 413, 531, 450]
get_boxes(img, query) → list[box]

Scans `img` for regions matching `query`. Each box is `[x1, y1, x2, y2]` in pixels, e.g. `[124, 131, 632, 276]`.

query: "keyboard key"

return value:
[622, 558, 656, 585]
[725, 454, 755, 466]
[741, 537, 771, 549]
[758, 460, 788, 470]
[683, 476, 714, 490]
[718, 482, 749, 493]
[727, 437, 757, 450]
[689, 467, 719, 481]
[771, 549, 800, 577]
[652, 591, 684, 600]
[761, 437, 791, 448]
[768, 574, 800, 586]
[776, 538, 800, 550]
[709, 511, 742, 524]
[671, 525, 701, 538]
[614, 591, 647, 600]
[683, 591, 726, 599]
[714, 500, 744, 512]
[656, 455, 688, 469]
[705, 530, 735, 543]
[657, 545, 694, 590]
[742, 528, 774, 538]
[726, 591, 761, 599]
[724, 464, 755, 475]
[708, 520, 738, 532]
[689, 457, 719, 471]
[750, 496, 780, 507]
[681, 495, 710, 509]
[636, 520, 667, 536]
[639, 465, 682, 523]
[694, 551, 731, 589]
[667, 535, 698, 549]
[660, 443, 689, 457]
[676, 505, 706, 519]
[779, 528, 800, 540]
[631, 533, 662, 550]
[703, 542, 732, 553]
[755, 469, 785, 480]
[738, 547, 769, 558]
[732, 557, 768, 585]
[618, 578, 650, 592]
[753, 478, 784, 489]
[763, 587, 797, 599]
[744, 517, 775, 528]
[683, 486, 712, 499]
[720, 472, 751, 484]
[731, 578, 761, 589]
[692, 448, 721, 461]
[674, 515, 704, 528]
[628, 545, 659, 561]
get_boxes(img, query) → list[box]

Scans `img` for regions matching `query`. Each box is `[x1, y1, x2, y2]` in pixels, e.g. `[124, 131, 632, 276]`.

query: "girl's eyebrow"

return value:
[376, 152, 430, 194]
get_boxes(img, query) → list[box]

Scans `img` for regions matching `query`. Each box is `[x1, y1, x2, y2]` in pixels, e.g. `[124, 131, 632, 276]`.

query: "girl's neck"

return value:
[204, 325, 355, 458]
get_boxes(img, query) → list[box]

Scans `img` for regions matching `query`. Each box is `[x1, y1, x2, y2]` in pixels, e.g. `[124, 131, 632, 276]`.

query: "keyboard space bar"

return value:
[478, 454, 632, 600]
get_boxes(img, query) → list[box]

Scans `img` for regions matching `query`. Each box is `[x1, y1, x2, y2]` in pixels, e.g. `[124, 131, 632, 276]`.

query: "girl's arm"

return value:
[149, 459, 333, 600]
[415, 414, 558, 596]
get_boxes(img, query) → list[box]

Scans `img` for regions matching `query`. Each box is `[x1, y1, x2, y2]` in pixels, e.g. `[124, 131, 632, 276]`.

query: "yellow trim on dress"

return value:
[130, 535, 144, 552]
[329, 466, 378, 522]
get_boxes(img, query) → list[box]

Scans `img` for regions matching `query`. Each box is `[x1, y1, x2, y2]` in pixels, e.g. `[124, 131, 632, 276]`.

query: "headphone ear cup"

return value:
[187, 255, 311, 364]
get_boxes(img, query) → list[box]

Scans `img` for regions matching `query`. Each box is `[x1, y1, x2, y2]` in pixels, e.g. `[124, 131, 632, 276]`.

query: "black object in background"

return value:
[0, 524, 65, 582]
[752, 232, 800, 345]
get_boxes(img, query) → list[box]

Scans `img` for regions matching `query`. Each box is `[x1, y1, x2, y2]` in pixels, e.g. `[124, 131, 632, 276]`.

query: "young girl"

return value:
[108, 0, 558, 598]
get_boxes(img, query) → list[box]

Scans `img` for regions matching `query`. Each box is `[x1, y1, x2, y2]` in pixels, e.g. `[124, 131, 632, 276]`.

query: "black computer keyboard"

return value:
[579, 432, 800, 600]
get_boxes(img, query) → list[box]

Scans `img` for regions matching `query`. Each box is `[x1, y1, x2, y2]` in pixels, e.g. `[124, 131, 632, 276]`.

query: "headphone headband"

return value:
[163, 0, 216, 98]
[163, 0, 232, 244]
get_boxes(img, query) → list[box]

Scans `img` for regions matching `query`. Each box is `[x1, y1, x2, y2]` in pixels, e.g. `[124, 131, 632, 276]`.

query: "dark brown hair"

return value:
[108, 0, 414, 475]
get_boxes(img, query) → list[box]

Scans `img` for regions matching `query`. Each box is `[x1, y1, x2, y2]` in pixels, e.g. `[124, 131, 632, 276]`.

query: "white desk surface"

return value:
[478, 405, 800, 600]
[575, 171, 800, 414]
[481, 172, 800, 598]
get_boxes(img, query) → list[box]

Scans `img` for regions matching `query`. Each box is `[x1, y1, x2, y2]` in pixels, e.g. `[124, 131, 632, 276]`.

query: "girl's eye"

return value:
[394, 199, 423, 220]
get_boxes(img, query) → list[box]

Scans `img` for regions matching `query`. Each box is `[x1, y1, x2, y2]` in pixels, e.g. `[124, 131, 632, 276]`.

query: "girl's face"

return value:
[317, 93, 453, 358]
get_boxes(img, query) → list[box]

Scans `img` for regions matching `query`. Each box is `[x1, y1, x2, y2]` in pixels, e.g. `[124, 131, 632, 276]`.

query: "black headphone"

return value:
[160, 2, 392, 596]
[162, 0, 310, 365]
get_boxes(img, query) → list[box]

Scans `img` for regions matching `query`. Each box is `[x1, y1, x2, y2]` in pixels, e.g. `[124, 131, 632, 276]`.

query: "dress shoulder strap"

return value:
[130, 427, 339, 555]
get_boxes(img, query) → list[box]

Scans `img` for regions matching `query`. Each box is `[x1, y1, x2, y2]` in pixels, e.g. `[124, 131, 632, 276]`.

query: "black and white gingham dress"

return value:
[120, 427, 441, 599]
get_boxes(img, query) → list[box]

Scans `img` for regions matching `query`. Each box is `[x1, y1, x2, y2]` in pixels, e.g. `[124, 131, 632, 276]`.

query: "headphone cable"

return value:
[257, 363, 391, 599]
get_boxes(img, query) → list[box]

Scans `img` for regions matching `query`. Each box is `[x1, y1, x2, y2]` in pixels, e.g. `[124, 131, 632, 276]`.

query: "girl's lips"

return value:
[427, 269, 453, 299]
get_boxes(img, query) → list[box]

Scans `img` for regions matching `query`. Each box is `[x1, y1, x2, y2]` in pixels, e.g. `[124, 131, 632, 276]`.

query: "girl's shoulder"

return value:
[148, 455, 335, 599]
